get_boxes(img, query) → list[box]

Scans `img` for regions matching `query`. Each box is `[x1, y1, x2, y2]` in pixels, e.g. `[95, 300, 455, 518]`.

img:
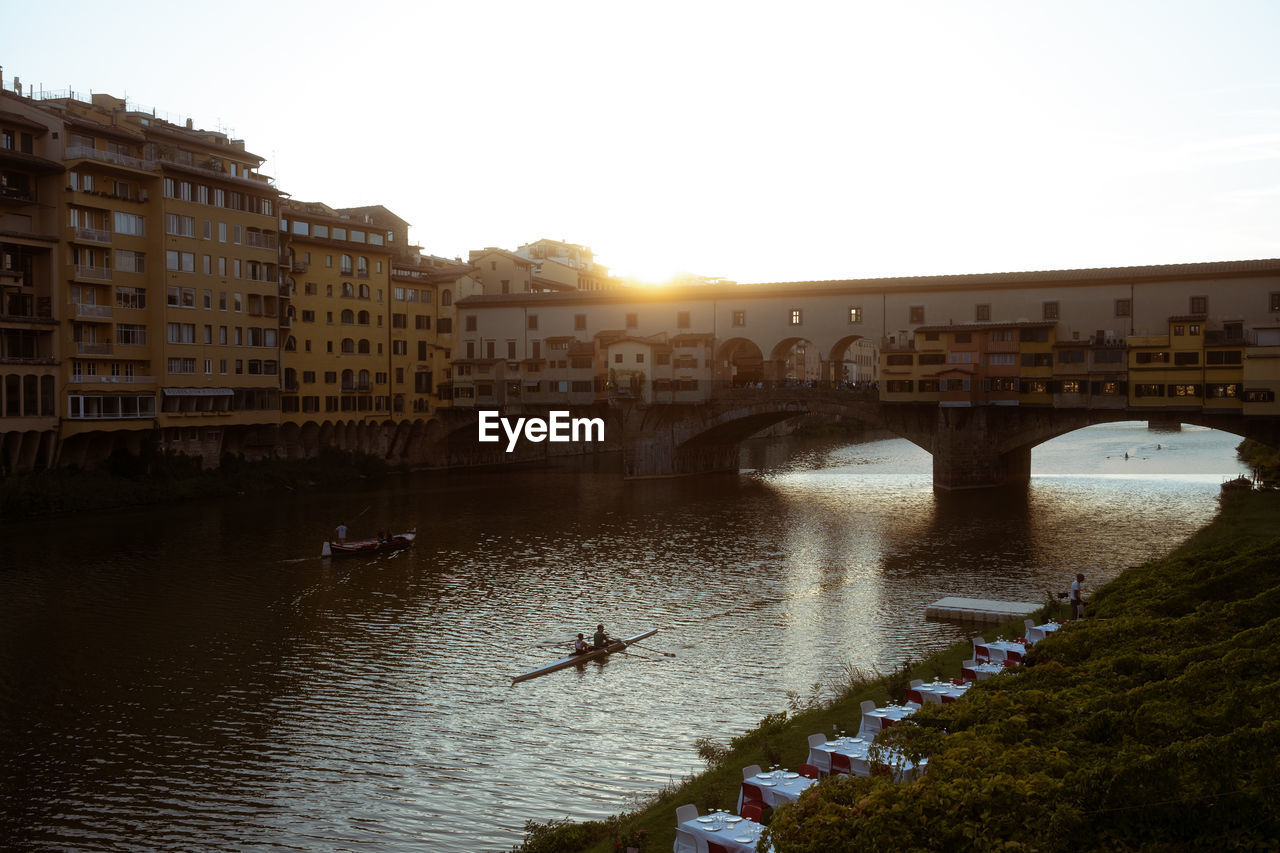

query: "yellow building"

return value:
[0, 92, 62, 470]
[10, 89, 282, 466]
[279, 201, 393, 420]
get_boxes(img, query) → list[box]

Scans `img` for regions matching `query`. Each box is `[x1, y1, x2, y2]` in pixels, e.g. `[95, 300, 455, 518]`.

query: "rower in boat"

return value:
[572, 633, 590, 655]
[592, 624, 612, 650]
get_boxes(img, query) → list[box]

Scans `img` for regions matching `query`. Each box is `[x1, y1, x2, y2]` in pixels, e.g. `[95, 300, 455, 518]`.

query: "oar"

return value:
[629, 642, 676, 658]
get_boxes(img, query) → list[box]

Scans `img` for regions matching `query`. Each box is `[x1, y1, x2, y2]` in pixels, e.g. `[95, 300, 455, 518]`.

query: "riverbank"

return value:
[0, 447, 395, 519]
[512, 488, 1280, 852]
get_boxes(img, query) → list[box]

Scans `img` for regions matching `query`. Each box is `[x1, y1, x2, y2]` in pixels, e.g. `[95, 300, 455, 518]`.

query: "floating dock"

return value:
[926, 597, 1040, 623]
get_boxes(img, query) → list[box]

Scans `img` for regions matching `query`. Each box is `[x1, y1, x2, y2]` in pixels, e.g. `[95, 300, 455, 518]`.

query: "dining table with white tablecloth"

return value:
[737, 770, 817, 812]
[914, 679, 972, 704]
[965, 660, 1006, 680]
[677, 813, 768, 852]
[858, 702, 918, 738]
[1026, 621, 1061, 644]
[807, 736, 927, 781]
[979, 639, 1027, 662]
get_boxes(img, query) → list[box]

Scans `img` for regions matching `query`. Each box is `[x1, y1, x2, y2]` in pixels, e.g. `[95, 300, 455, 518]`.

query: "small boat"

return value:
[1221, 475, 1253, 493]
[511, 629, 658, 684]
[321, 529, 416, 558]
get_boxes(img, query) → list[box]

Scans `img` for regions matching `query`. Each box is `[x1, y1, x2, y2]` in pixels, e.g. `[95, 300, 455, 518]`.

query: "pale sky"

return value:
[4, 1, 1279, 283]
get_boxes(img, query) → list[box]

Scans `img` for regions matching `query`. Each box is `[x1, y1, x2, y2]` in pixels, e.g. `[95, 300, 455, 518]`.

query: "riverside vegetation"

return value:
[512, 488, 1280, 852]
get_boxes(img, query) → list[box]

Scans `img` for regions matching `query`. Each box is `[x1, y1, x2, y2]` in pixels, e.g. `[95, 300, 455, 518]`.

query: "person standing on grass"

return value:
[1070, 573, 1085, 620]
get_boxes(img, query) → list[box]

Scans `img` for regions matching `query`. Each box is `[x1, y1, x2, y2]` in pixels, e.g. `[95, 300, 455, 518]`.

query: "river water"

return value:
[0, 422, 1248, 851]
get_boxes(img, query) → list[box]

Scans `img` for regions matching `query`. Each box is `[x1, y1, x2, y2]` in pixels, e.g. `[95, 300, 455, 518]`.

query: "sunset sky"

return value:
[5, 1, 1279, 283]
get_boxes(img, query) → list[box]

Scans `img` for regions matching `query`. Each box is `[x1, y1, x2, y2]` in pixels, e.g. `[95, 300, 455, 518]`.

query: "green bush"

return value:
[762, 492, 1280, 851]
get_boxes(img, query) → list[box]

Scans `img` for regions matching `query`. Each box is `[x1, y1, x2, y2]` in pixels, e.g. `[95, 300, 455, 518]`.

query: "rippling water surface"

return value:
[0, 422, 1247, 850]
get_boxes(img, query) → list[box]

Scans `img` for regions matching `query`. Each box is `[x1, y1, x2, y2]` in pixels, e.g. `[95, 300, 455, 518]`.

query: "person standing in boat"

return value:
[592, 624, 612, 650]
[335, 522, 348, 542]
[572, 633, 591, 655]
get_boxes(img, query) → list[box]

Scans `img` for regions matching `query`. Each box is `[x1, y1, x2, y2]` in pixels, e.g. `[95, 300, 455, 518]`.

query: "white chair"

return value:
[742, 764, 761, 780]
[1024, 618, 1036, 634]
[808, 732, 827, 748]
[909, 678, 923, 688]
[676, 803, 698, 825]
[860, 699, 877, 715]
[674, 828, 700, 853]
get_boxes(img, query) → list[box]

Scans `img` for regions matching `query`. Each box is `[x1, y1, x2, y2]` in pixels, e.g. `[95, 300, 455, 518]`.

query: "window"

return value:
[1057, 349, 1086, 364]
[113, 250, 146, 274]
[441, 290, 452, 306]
[165, 214, 195, 237]
[166, 250, 195, 272]
[848, 306, 863, 324]
[1206, 350, 1242, 365]
[116, 324, 146, 346]
[1190, 296, 1207, 314]
[909, 306, 924, 324]
[790, 309, 802, 326]
[1043, 301, 1059, 320]
[115, 287, 146, 309]
[732, 311, 746, 327]
[113, 212, 145, 236]
[1170, 384, 1201, 397]
[1244, 388, 1275, 403]
[574, 314, 587, 331]
[1115, 298, 1131, 318]
[1133, 383, 1164, 397]
[988, 353, 1016, 366]
[626, 313, 638, 329]
[1174, 351, 1199, 365]
[464, 315, 476, 332]
[1135, 351, 1170, 364]
[975, 304, 990, 322]
[1189, 324, 1201, 336]
[1271, 293, 1280, 312]
[614, 353, 624, 364]
[677, 311, 691, 329]
[528, 315, 538, 330]
[954, 332, 972, 344]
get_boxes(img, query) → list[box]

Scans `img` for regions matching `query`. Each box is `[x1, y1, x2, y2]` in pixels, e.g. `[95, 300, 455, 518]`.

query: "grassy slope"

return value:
[514, 490, 1280, 852]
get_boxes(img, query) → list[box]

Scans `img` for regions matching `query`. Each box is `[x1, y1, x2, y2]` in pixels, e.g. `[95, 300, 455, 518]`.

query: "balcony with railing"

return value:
[64, 145, 155, 172]
[74, 226, 112, 244]
[244, 232, 278, 249]
[76, 341, 114, 356]
[71, 374, 157, 384]
[75, 265, 112, 281]
[71, 302, 113, 320]
[340, 381, 373, 393]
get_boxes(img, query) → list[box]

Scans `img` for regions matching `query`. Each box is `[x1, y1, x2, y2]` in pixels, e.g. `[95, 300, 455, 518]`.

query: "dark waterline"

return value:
[0, 424, 1247, 850]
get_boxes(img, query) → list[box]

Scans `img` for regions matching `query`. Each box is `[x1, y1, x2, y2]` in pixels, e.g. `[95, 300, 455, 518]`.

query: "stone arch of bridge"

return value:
[715, 337, 765, 386]
[827, 333, 870, 384]
[990, 410, 1280, 459]
[767, 336, 820, 384]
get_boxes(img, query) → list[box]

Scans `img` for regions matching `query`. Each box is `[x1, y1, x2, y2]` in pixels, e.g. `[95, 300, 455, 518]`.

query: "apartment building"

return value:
[0, 93, 62, 470]
[0, 87, 283, 466]
[279, 200, 394, 419]
[515, 238, 615, 291]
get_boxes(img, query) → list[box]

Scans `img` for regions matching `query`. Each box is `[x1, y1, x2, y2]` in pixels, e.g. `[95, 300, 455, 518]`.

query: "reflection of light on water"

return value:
[0, 421, 1252, 852]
